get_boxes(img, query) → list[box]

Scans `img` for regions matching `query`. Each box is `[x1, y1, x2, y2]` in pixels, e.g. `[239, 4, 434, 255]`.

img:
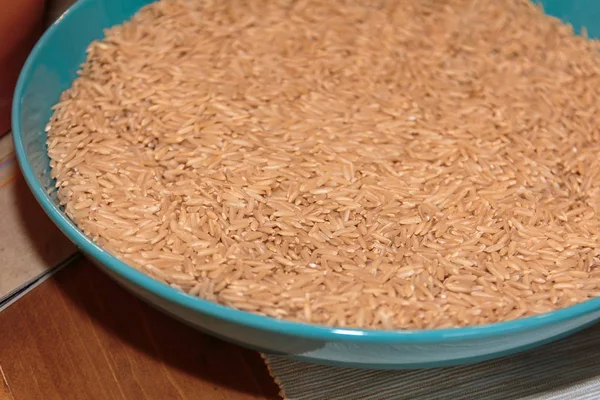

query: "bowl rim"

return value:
[12, 0, 600, 344]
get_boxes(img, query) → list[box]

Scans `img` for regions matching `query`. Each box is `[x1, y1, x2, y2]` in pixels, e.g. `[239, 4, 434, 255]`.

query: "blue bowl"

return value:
[12, 0, 600, 369]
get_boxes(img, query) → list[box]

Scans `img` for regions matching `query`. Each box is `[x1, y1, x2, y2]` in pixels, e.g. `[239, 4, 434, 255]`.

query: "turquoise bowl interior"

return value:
[12, 0, 600, 369]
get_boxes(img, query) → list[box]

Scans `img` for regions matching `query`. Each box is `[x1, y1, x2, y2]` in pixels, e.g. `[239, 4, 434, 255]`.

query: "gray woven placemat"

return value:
[263, 323, 600, 400]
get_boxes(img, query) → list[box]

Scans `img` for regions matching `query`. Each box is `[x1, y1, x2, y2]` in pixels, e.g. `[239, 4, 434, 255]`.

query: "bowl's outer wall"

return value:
[12, 0, 600, 368]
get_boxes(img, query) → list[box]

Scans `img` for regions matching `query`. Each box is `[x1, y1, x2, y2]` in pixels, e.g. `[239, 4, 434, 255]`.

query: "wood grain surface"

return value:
[0, 258, 281, 400]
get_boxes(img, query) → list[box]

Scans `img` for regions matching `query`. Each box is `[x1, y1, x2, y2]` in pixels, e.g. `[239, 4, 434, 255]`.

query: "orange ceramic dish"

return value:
[0, 0, 45, 134]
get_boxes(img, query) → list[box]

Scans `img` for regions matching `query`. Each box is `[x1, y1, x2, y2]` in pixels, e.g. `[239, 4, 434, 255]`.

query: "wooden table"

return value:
[0, 257, 281, 400]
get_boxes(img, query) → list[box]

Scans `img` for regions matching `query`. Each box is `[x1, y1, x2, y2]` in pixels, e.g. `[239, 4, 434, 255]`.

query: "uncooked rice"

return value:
[47, 0, 600, 329]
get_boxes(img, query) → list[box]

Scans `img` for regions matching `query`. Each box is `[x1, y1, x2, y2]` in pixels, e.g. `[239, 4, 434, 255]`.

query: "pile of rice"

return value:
[47, 0, 600, 329]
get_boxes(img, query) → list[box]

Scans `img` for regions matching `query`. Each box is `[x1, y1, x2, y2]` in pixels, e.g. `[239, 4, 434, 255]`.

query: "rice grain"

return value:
[47, 0, 600, 329]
